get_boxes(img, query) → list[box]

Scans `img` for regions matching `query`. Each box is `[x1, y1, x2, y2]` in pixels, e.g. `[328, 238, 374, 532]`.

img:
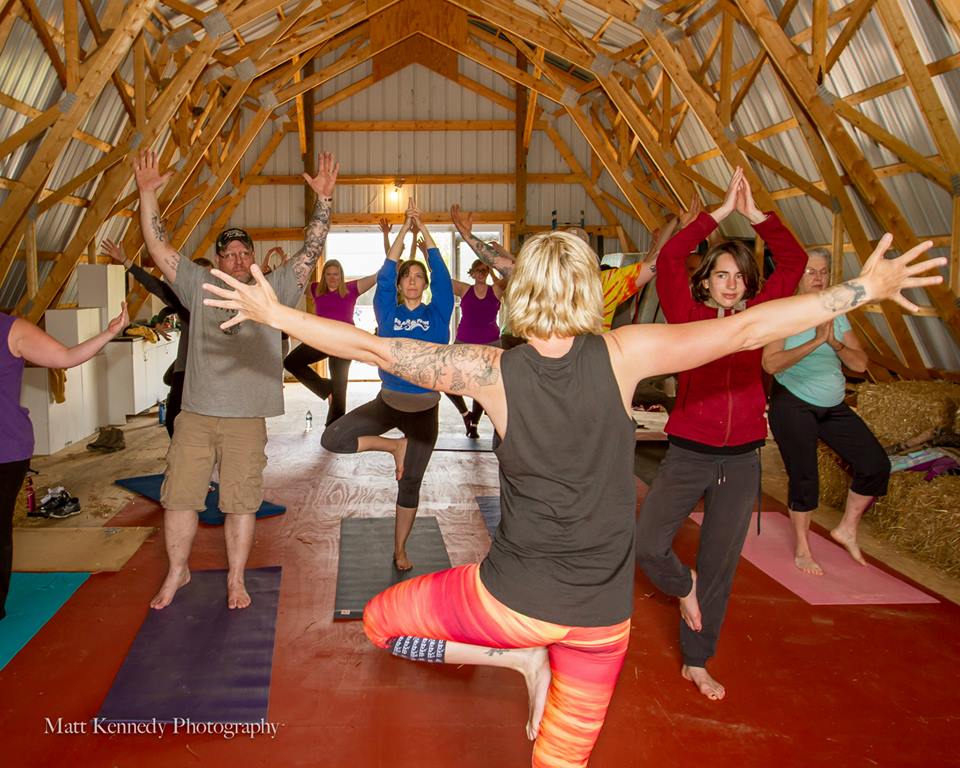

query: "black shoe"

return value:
[49, 498, 81, 519]
[461, 412, 474, 437]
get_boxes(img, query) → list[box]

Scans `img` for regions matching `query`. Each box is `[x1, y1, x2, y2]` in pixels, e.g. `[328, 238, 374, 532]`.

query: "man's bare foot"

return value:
[830, 526, 867, 566]
[679, 571, 702, 631]
[227, 578, 251, 610]
[150, 567, 190, 610]
[682, 664, 725, 701]
[794, 553, 824, 575]
[519, 647, 551, 740]
[393, 552, 413, 572]
[391, 438, 407, 481]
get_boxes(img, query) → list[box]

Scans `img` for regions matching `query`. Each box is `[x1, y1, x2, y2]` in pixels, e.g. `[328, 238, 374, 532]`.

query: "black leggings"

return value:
[164, 369, 185, 439]
[1, 459, 30, 620]
[284, 343, 352, 425]
[321, 393, 439, 508]
[767, 381, 890, 511]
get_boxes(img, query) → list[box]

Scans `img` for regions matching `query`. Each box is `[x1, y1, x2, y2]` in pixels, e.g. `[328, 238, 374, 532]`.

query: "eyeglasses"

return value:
[219, 251, 253, 263]
[804, 268, 830, 277]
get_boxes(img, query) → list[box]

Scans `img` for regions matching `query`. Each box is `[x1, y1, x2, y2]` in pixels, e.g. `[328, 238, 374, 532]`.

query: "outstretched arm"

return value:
[354, 271, 379, 295]
[133, 150, 180, 283]
[287, 151, 338, 289]
[202, 266, 504, 405]
[608, 235, 943, 407]
[451, 204, 514, 276]
[12, 304, 128, 368]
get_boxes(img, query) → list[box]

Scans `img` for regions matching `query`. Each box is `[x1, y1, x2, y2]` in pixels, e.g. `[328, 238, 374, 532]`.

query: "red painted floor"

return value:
[3, 420, 959, 766]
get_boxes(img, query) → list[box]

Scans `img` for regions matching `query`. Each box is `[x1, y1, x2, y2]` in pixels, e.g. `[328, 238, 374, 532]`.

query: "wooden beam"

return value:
[134, 33, 147, 128]
[24, 217, 37, 299]
[516, 47, 528, 238]
[0, 0, 157, 258]
[299, 120, 521, 132]
[825, 0, 875, 74]
[718, 7, 733, 124]
[21, 0, 67, 86]
[811, 0, 828, 80]
[246, 173, 577, 185]
[63, 0, 80, 90]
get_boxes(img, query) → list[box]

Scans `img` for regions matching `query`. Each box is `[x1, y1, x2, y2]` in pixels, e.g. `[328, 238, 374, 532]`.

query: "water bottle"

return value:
[158, 399, 166, 425]
[305, 410, 313, 432]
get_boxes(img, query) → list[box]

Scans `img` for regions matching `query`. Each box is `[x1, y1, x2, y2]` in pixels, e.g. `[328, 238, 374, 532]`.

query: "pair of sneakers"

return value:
[29, 487, 81, 519]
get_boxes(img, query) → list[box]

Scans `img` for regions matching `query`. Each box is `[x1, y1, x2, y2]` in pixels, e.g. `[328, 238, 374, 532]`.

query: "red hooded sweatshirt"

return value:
[656, 211, 806, 451]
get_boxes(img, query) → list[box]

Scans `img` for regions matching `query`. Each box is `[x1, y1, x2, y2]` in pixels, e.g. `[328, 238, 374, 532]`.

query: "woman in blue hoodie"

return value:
[321, 200, 453, 571]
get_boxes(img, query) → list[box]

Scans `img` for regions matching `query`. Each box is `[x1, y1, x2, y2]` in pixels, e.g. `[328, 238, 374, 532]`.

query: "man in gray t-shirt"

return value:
[133, 148, 340, 611]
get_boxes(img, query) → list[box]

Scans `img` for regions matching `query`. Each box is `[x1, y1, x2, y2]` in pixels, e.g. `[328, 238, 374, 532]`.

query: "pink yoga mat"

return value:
[690, 511, 939, 606]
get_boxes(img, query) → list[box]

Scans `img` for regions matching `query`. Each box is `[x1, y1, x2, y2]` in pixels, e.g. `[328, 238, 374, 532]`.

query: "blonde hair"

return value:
[504, 231, 603, 339]
[318, 260, 347, 298]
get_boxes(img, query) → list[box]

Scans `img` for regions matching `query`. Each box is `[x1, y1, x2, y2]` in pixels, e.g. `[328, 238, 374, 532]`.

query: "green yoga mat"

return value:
[0, 572, 89, 670]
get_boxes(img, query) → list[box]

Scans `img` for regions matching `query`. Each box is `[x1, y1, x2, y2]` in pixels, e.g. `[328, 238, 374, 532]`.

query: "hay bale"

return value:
[868, 472, 927, 535]
[856, 381, 960, 446]
[872, 475, 960, 577]
[817, 443, 850, 509]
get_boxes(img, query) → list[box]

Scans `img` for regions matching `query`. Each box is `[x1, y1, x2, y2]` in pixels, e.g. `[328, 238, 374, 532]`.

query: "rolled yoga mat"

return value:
[333, 516, 451, 620]
[97, 566, 282, 723]
[115, 474, 285, 525]
[0, 572, 89, 671]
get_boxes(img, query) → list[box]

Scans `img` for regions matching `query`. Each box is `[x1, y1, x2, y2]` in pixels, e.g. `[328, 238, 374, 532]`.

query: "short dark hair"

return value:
[215, 228, 254, 254]
[690, 240, 761, 304]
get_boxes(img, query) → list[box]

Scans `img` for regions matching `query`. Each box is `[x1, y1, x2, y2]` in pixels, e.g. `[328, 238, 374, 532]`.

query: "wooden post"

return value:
[25, 219, 38, 299]
[832, 211, 845, 285]
[303, 56, 317, 228]
[87, 239, 97, 265]
[515, 48, 527, 243]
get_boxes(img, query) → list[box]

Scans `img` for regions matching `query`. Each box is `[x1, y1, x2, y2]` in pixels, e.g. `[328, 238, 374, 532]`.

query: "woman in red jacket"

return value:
[636, 168, 807, 701]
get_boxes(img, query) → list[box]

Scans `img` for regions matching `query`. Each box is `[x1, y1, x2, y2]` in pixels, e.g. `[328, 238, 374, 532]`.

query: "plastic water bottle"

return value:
[305, 410, 313, 432]
[158, 399, 166, 425]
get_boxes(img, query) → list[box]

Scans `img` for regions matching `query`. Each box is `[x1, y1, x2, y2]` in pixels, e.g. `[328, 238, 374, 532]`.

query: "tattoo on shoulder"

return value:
[820, 280, 866, 312]
[151, 213, 167, 242]
[387, 340, 500, 393]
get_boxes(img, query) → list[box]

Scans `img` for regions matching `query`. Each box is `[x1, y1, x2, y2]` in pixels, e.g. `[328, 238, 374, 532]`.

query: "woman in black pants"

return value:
[283, 259, 377, 425]
[763, 247, 889, 575]
[320, 202, 453, 571]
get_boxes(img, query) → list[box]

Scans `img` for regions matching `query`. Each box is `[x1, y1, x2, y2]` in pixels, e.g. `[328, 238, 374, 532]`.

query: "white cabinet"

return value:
[104, 334, 178, 425]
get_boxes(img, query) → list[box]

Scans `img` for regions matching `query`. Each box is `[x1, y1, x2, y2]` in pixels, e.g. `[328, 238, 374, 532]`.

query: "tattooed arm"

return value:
[450, 204, 515, 277]
[604, 235, 943, 410]
[202, 265, 507, 426]
[133, 150, 181, 283]
[287, 152, 339, 290]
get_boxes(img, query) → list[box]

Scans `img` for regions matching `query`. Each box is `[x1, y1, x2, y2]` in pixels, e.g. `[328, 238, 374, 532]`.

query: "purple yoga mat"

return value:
[98, 566, 282, 723]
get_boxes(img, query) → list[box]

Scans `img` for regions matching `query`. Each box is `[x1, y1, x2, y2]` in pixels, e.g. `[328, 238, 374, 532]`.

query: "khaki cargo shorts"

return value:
[161, 411, 268, 515]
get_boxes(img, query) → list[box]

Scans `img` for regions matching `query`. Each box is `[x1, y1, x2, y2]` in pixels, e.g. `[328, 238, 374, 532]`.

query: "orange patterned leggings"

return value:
[363, 563, 631, 768]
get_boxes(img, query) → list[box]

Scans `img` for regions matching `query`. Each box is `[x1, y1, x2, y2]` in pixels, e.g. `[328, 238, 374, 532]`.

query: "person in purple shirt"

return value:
[283, 259, 377, 425]
[0, 305, 128, 619]
[444, 254, 506, 438]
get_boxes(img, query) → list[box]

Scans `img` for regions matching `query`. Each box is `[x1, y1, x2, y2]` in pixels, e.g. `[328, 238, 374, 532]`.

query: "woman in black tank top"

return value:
[204, 218, 940, 767]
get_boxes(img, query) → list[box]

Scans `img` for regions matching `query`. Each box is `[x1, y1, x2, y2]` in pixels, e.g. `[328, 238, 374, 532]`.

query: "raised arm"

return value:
[354, 270, 379, 295]
[12, 304, 128, 369]
[286, 152, 338, 289]
[608, 235, 943, 408]
[451, 204, 515, 277]
[451, 279, 472, 298]
[102, 239, 181, 311]
[133, 150, 180, 283]
[413, 210, 454, 323]
[378, 217, 396, 258]
[202, 267, 506, 426]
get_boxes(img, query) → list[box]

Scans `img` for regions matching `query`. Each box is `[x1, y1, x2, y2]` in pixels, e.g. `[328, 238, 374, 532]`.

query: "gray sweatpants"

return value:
[636, 443, 759, 667]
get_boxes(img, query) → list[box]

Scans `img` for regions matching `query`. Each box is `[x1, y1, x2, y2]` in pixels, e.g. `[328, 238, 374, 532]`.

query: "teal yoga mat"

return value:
[0, 572, 89, 670]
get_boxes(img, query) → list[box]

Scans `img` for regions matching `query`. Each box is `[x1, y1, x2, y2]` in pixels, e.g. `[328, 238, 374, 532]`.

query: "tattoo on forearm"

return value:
[151, 213, 167, 242]
[387, 340, 500, 393]
[485, 648, 508, 657]
[467, 235, 513, 277]
[820, 280, 866, 312]
[293, 197, 333, 288]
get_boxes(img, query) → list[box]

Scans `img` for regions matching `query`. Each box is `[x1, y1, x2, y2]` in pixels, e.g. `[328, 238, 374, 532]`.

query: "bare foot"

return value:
[679, 571, 702, 631]
[830, 526, 867, 566]
[682, 664, 725, 701]
[227, 578, 251, 610]
[520, 647, 551, 740]
[150, 567, 191, 610]
[393, 552, 413, 572]
[794, 553, 824, 576]
[391, 437, 407, 481]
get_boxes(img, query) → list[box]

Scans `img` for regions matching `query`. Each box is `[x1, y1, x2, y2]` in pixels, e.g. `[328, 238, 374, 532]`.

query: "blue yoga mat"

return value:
[476, 495, 501, 538]
[98, 566, 282, 724]
[115, 474, 285, 525]
[0, 572, 89, 671]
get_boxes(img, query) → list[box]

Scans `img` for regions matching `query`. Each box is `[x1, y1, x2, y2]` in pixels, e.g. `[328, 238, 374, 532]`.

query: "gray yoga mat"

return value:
[333, 517, 450, 620]
[433, 434, 495, 452]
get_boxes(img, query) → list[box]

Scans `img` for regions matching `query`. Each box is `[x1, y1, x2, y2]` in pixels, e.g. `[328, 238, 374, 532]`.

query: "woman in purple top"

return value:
[0, 305, 127, 619]
[445, 256, 506, 439]
[283, 259, 377, 425]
